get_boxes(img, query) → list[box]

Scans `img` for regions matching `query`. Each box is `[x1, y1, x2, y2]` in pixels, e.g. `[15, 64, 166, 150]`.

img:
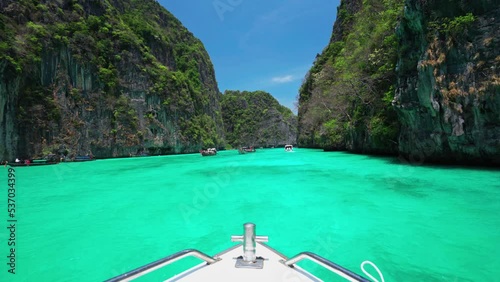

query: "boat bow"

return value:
[106, 223, 372, 282]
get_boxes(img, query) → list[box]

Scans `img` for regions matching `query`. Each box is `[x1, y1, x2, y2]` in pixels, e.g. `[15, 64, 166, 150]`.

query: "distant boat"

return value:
[9, 160, 59, 167]
[238, 146, 256, 154]
[200, 148, 217, 156]
[106, 223, 378, 282]
[73, 155, 95, 162]
[285, 144, 293, 151]
[9, 154, 60, 167]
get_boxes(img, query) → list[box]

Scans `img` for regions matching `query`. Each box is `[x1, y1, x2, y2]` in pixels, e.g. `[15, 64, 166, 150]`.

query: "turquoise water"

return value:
[0, 148, 499, 281]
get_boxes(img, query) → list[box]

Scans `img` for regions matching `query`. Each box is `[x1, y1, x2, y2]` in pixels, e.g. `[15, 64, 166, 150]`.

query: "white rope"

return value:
[360, 260, 385, 282]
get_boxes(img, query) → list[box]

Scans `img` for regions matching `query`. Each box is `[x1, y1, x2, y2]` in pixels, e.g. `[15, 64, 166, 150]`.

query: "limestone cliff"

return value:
[0, 0, 224, 160]
[298, 0, 401, 154]
[221, 90, 297, 148]
[298, 0, 499, 165]
[394, 0, 500, 164]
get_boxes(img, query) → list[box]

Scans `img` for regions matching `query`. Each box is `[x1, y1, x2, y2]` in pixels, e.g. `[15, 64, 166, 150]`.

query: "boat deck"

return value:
[166, 243, 320, 282]
[106, 223, 371, 282]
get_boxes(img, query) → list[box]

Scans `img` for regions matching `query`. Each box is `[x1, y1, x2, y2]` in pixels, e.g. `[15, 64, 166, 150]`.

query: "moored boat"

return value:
[200, 148, 217, 156]
[9, 154, 60, 167]
[8, 160, 59, 167]
[106, 223, 383, 282]
[285, 144, 293, 151]
[238, 146, 256, 154]
[74, 155, 95, 162]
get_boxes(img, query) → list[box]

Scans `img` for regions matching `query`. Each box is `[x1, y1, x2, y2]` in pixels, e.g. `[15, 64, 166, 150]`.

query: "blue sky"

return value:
[159, 0, 340, 113]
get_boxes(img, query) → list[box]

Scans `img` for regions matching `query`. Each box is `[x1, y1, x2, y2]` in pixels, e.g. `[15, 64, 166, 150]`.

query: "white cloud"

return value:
[271, 75, 295, 83]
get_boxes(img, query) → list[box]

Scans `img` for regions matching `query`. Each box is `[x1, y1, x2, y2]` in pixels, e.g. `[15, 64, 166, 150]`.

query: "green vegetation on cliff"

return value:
[394, 0, 500, 164]
[221, 90, 297, 148]
[1, 0, 208, 95]
[299, 0, 499, 164]
[298, 0, 404, 154]
[0, 0, 223, 159]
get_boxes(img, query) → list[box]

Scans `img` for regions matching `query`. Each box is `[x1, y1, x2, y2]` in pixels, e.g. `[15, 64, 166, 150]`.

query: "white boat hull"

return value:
[167, 243, 321, 281]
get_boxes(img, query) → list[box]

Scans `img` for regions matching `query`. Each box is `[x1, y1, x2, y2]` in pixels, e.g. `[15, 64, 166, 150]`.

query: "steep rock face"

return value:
[221, 90, 297, 148]
[328, 0, 362, 44]
[298, 0, 362, 149]
[298, 0, 402, 154]
[394, 0, 500, 164]
[298, 0, 499, 164]
[0, 0, 224, 160]
[0, 61, 20, 161]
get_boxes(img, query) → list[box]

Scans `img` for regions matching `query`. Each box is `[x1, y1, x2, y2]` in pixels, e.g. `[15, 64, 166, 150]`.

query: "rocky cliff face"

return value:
[0, 0, 224, 160]
[394, 0, 500, 164]
[221, 90, 297, 148]
[298, 0, 499, 165]
[298, 0, 401, 154]
[298, 0, 361, 131]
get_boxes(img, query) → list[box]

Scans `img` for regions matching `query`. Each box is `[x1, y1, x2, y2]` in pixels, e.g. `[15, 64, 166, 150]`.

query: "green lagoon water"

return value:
[0, 148, 499, 281]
